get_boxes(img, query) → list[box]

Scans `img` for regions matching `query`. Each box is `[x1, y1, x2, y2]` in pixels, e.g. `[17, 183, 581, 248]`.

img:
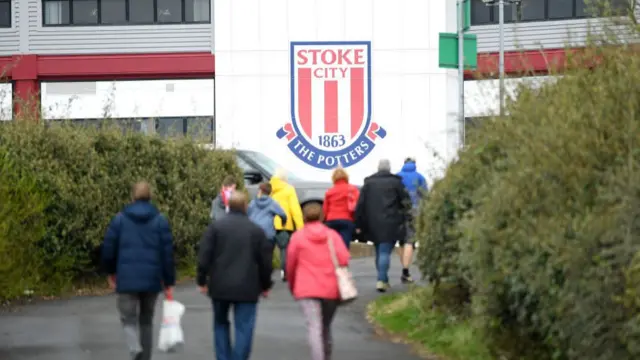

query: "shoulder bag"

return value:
[327, 236, 358, 304]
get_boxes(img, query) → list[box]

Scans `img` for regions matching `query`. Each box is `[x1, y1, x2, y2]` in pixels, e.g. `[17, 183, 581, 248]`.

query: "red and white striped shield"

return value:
[277, 41, 386, 170]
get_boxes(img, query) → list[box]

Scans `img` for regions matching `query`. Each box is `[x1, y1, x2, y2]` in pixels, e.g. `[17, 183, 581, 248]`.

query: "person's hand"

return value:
[355, 228, 361, 234]
[164, 287, 174, 300]
[261, 290, 269, 298]
[198, 286, 208, 295]
[107, 275, 116, 289]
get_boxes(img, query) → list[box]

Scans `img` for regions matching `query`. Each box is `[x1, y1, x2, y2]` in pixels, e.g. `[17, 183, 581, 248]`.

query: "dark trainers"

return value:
[401, 274, 414, 284]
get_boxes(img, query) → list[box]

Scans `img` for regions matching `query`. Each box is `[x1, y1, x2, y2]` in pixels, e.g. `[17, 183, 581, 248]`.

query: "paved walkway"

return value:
[0, 257, 422, 360]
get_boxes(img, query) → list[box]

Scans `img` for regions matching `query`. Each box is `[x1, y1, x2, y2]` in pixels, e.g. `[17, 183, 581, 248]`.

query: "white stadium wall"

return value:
[0, 83, 10, 120]
[40, 79, 214, 120]
[214, 0, 460, 185]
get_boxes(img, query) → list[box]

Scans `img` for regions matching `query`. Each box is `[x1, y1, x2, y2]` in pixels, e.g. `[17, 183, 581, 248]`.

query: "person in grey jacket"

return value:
[248, 182, 287, 242]
[210, 175, 237, 221]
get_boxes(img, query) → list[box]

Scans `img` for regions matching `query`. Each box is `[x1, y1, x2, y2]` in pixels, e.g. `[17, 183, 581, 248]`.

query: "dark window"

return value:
[0, 0, 10, 28]
[100, 0, 126, 24]
[520, 0, 545, 21]
[186, 117, 212, 139]
[43, 0, 71, 25]
[157, 0, 182, 23]
[185, 0, 210, 22]
[156, 117, 184, 138]
[129, 0, 154, 23]
[72, 0, 97, 24]
[492, 3, 516, 23]
[471, 0, 492, 25]
[42, 0, 211, 26]
[471, 0, 630, 26]
[549, 0, 574, 19]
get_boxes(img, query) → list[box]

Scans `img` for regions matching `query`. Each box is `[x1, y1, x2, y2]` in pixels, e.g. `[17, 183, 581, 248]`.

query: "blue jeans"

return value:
[325, 219, 355, 249]
[212, 300, 258, 360]
[375, 242, 395, 283]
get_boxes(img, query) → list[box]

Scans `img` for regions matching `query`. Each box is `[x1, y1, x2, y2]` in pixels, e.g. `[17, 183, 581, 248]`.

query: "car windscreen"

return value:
[239, 150, 302, 181]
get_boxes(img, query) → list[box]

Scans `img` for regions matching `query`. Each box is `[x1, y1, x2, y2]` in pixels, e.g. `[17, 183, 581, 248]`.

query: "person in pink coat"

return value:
[286, 203, 351, 360]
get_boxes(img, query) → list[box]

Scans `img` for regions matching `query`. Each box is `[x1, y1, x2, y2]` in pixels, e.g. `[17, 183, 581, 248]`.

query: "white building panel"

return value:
[41, 79, 214, 119]
[214, 0, 459, 184]
[26, 0, 213, 55]
[0, 82, 11, 120]
[0, 0, 19, 56]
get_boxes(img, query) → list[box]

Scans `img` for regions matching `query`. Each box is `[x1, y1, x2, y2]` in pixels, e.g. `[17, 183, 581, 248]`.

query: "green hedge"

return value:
[0, 147, 49, 300]
[416, 43, 640, 359]
[0, 121, 242, 299]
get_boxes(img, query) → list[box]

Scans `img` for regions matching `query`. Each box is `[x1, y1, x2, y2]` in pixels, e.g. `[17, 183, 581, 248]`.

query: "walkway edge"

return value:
[365, 295, 441, 360]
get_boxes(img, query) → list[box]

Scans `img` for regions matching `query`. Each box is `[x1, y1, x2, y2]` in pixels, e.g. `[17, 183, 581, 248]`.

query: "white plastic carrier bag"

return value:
[158, 299, 185, 352]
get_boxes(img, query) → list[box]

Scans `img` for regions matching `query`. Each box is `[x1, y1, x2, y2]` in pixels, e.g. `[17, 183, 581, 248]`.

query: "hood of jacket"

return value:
[253, 195, 273, 209]
[300, 222, 331, 243]
[123, 200, 160, 223]
[400, 161, 417, 173]
[270, 176, 290, 195]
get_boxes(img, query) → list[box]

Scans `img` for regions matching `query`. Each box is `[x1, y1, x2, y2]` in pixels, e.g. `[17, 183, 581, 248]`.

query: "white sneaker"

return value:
[280, 270, 287, 282]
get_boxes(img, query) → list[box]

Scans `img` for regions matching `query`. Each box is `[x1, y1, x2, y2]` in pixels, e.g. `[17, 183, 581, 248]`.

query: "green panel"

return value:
[438, 32, 478, 69]
[457, 0, 471, 31]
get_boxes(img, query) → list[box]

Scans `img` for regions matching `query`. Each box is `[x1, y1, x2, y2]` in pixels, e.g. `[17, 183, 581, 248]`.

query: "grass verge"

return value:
[367, 287, 494, 360]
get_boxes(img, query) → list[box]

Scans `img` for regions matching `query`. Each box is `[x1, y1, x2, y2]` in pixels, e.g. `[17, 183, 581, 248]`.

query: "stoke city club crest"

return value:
[276, 41, 386, 169]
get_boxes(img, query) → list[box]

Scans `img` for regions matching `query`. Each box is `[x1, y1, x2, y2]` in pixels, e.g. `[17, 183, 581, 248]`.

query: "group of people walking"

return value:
[101, 156, 427, 360]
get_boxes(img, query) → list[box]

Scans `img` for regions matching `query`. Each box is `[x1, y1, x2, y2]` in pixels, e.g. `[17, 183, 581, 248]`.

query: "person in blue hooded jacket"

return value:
[248, 182, 288, 255]
[102, 181, 175, 360]
[396, 157, 428, 284]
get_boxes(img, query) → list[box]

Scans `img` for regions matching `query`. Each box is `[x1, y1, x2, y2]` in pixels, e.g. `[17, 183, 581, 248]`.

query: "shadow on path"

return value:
[0, 257, 422, 360]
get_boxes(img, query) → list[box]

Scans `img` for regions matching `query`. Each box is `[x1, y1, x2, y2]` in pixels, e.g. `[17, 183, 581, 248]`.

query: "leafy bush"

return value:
[416, 131, 504, 308]
[416, 35, 640, 360]
[0, 147, 50, 301]
[0, 121, 242, 297]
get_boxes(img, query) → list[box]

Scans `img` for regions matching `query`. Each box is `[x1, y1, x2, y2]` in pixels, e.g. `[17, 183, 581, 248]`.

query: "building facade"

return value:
[0, 0, 634, 181]
[0, 0, 215, 118]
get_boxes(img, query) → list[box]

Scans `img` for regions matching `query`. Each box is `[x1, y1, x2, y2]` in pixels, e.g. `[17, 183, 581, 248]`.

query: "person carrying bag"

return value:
[286, 203, 352, 360]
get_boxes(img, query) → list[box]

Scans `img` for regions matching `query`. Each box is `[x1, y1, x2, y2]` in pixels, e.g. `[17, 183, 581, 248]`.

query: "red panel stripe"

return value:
[464, 48, 579, 80]
[0, 52, 215, 81]
[324, 80, 338, 133]
[297, 68, 313, 138]
[350, 68, 364, 139]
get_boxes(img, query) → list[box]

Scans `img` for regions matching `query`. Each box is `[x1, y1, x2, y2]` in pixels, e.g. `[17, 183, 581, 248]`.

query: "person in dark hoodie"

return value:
[102, 181, 175, 360]
[210, 175, 237, 221]
[248, 182, 287, 250]
[197, 192, 273, 360]
[355, 159, 411, 293]
[396, 157, 428, 284]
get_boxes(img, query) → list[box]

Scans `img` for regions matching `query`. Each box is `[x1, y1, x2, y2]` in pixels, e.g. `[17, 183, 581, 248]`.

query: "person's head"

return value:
[273, 168, 288, 182]
[228, 192, 248, 213]
[258, 182, 272, 197]
[303, 202, 323, 223]
[222, 175, 236, 190]
[132, 181, 152, 202]
[378, 159, 391, 172]
[331, 167, 349, 184]
[404, 157, 416, 164]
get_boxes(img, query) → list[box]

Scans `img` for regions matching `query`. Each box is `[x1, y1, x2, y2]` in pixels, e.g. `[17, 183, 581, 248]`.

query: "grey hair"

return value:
[378, 159, 391, 172]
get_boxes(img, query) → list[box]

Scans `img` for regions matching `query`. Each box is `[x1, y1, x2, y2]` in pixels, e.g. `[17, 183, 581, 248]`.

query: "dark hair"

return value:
[303, 203, 323, 222]
[404, 157, 415, 164]
[222, 175, 236, 187]
[258, 182, 272, 195]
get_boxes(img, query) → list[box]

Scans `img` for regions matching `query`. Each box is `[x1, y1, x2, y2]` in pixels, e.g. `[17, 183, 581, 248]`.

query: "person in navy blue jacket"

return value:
[396, 157, 428, 284]
[102, 181, 176, 360]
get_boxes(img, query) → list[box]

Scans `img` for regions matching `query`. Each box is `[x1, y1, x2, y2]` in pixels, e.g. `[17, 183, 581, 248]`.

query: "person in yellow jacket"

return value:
[270, 169, 304, 282]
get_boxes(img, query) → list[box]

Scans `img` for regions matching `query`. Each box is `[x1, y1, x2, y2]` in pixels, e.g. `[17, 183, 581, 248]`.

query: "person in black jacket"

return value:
[197, 191, 273, 360]
[102, 181, 175, 360]
[355, 159, 412, 293]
